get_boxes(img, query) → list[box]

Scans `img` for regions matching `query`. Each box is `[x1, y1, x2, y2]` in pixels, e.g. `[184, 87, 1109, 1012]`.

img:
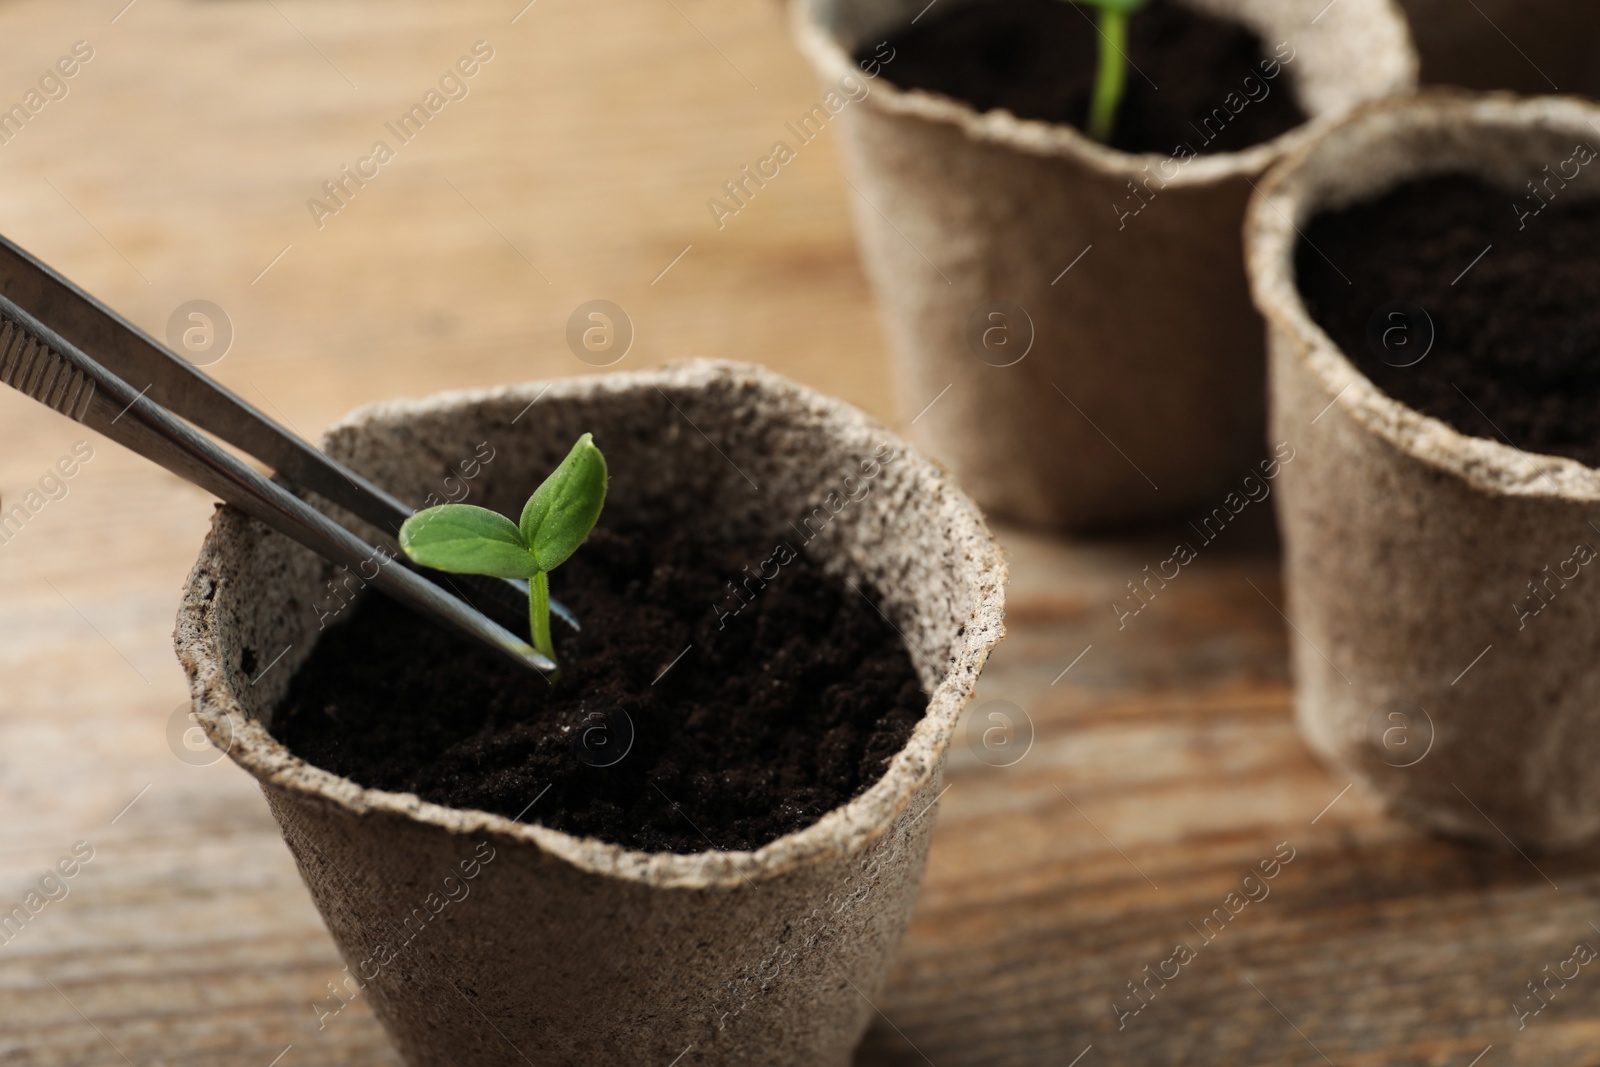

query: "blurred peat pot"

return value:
[793, 0, 1415, 531]
[1249, 92, 1600, 852]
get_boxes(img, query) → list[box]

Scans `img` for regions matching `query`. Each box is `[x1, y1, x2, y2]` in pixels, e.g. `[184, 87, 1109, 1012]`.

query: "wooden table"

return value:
[2, 2, 1598, 1065]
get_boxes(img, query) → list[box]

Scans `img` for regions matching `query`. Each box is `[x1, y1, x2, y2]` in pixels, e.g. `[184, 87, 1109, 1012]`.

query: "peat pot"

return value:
[174, 360, 1006, 1065]
[1248, 93, 1600, 851]
[793, 0, 1416, 531]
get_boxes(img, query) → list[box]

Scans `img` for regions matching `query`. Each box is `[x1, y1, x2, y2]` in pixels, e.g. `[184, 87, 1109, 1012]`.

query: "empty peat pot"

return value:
[174, 360, 1005, 1066]
[792, 0, 1415, 531]
[1247, 92, 1600, 851]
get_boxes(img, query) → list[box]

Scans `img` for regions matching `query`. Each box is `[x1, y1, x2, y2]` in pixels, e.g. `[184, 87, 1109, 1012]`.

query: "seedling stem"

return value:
[1073, 0, 1150, 144]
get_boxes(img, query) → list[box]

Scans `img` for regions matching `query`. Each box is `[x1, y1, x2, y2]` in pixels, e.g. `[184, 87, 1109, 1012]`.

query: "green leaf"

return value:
[399, 504, 543, 579]
[519, 433, 608, 572]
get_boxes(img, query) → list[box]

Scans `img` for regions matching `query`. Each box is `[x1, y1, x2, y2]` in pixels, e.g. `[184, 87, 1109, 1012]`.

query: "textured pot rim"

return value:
[1247, 89, 1600, 503]
[175, 359, 1008, 890]
[790, 0, 1417, 185]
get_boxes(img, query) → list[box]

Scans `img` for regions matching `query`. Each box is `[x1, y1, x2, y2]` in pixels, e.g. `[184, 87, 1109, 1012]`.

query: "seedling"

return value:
[399, 434, 607, 670]
[1072, 0, 1150, 144]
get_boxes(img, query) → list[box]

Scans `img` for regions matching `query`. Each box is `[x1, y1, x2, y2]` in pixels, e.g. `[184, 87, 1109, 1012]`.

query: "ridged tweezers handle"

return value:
[0, 315, 96, 421]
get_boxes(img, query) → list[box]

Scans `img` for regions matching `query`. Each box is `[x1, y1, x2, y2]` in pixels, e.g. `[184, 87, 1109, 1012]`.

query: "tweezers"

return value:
[0, 233, 569, 674]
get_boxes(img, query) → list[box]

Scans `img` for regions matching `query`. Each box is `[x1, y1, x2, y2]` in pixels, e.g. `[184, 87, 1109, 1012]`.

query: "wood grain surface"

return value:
[1, 2, 1599, 1066]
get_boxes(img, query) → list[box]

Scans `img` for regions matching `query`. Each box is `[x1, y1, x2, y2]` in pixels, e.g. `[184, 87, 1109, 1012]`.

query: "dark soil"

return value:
[1297, 169, 1600, 468]
[860, 0, 1305, 155]
[273, 509, 926, 854]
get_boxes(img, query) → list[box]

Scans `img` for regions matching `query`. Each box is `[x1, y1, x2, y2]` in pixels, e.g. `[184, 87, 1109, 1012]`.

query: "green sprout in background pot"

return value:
[399, 434, 607, 672]
[1073, 0, 1151, 143]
